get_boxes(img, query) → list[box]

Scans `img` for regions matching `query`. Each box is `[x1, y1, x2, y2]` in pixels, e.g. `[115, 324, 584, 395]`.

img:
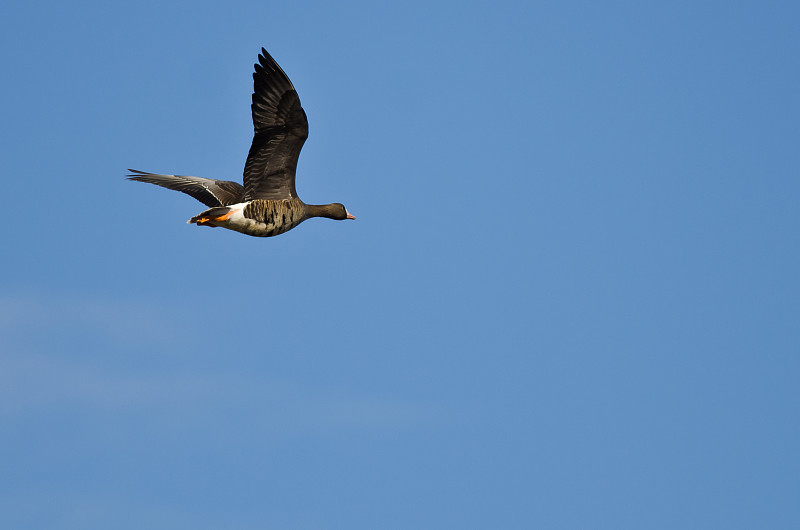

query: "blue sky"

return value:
[2, 0, 799, 528]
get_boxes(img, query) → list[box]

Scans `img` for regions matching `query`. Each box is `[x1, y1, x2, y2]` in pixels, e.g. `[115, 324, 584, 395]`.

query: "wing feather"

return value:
[127, 169, 244, 207]
[242, 48, 309, 201]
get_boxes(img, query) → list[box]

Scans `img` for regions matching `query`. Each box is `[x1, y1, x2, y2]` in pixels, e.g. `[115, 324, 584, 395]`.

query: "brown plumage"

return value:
[128, 48, 354, 237]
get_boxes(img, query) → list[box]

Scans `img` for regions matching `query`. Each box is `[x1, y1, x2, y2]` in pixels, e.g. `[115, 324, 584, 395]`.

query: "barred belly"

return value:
[236, 198, 305, 237]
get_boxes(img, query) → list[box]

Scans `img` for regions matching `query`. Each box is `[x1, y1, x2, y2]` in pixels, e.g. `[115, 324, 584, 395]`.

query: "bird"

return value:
[128, 48, 354, 237]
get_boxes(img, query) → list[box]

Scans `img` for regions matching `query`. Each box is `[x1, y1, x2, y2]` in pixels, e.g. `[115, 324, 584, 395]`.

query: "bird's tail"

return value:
[188, 206, 235, 226]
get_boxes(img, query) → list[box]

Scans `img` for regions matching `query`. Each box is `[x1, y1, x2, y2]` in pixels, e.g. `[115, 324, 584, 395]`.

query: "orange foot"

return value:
[195, 210, 235, 226]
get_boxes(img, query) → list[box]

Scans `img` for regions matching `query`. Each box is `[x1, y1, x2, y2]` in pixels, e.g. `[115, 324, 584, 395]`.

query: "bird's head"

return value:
[330, 203, 355, 221]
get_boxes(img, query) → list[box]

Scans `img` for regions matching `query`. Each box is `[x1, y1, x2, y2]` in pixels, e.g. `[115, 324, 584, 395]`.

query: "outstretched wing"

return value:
[242, 48, 309, 201]
[127, 169, 245, 207]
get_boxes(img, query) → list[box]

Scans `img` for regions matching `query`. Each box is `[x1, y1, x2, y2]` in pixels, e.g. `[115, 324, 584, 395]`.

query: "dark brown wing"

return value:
[127, 169, 245, 207]
[242, 48, 309, 201]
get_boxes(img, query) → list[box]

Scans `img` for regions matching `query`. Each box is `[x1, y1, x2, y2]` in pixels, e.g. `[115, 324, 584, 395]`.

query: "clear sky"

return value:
[2, 0, 799, 528]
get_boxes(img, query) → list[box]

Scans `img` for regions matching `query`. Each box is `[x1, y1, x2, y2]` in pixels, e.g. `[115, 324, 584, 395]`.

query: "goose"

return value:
[128, 48, 354, 237]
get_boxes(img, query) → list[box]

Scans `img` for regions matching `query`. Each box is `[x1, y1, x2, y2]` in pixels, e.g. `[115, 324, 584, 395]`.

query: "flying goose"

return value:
[128, 48, 354, 237]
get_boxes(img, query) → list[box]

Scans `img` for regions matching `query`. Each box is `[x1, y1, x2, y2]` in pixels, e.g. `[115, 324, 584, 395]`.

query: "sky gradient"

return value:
[2, 1, 799, 528]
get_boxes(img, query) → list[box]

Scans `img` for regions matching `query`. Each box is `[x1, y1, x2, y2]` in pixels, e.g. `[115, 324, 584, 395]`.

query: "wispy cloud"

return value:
[0, 293, 186, 344]
[3, 345, 414, 407]
[0, 293, 434, 435]
[0, 347, 431, 434]
[0, 489, 273, 530]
